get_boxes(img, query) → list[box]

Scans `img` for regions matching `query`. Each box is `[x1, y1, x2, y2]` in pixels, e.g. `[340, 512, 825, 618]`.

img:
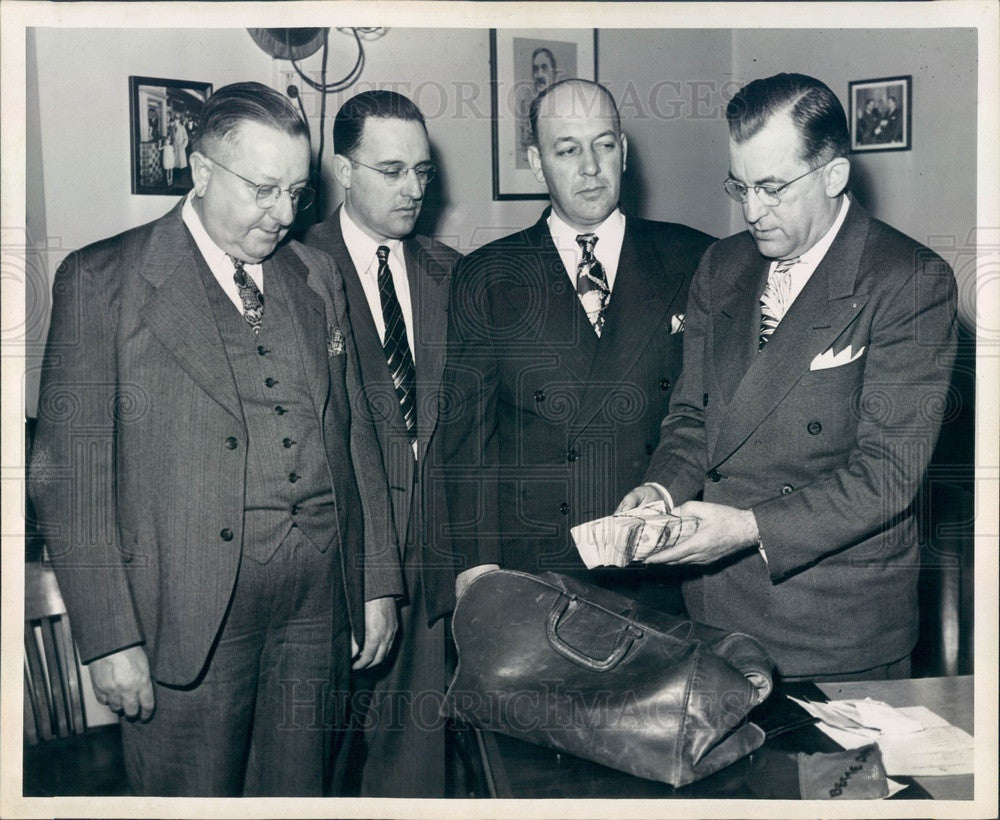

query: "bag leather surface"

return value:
[443, 570, 774, 787]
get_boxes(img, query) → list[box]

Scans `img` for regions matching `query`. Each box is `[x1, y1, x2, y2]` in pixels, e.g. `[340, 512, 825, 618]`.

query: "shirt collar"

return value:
[794, 195, 851, 269]
[547, 208, 625, 255]
[340, 206, 403, 276]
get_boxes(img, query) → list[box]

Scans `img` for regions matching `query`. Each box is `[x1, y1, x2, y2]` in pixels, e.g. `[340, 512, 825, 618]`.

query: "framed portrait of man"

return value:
[490, 29, 598, 199]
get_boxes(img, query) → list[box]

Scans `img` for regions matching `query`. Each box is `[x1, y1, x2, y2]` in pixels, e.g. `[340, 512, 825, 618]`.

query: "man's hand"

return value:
[644, 501, 759, 565]
[616, 483, 664, 513]
[88, 646, 154, 721]
[351, 596, 398, 670]
[455, 563, 500, 601]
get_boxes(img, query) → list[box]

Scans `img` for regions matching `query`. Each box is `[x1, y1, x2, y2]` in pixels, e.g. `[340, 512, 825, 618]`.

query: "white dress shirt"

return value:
[339, 206, 416, 363]
[182, 192, 264, 311]
[547, 208, 627, 293]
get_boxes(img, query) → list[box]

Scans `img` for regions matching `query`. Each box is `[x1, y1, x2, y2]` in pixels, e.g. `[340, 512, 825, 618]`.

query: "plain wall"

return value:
[598, 28, 734, 239]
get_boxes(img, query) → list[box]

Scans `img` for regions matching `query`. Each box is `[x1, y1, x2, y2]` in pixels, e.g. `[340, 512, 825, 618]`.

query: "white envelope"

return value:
[809, 344, 865, 371]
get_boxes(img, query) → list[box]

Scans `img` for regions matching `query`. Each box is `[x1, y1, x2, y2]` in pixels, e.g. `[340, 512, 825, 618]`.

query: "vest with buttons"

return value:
[199, 255, 338, 563]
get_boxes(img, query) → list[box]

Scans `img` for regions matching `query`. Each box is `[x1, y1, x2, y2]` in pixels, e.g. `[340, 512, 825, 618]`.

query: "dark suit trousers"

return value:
[344, 538, 448, 797]
[120, 528, 350, 796]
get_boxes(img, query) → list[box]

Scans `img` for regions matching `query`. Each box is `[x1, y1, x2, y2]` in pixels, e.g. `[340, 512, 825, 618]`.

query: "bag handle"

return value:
[546, 594, 642, 672]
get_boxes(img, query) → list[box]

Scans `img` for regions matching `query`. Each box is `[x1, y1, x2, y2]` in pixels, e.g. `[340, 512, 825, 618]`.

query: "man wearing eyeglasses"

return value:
[304, 90, 462, 798]
[619, 73, 957, 681]
[29, 82, 401, 795]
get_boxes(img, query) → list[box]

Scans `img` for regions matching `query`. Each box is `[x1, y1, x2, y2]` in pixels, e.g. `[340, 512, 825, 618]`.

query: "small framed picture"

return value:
[129, 76, 213, 195]
[848, 75, 911, 153]
[490, 29, 598, 200]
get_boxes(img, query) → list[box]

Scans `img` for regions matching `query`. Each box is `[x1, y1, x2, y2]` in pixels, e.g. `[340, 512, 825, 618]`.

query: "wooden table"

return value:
[473, 675, 973, 800]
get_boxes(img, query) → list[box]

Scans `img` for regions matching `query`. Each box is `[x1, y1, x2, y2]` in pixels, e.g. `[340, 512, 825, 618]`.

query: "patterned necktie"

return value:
[230, 256, 264, 334]
[376, 246, 417, 441]
[758, 257, 799, 351]
[576, 233, 611, 336]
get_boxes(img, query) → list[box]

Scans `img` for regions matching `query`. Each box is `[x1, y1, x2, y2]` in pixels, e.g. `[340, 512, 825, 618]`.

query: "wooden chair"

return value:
[23, 561, 128, 796]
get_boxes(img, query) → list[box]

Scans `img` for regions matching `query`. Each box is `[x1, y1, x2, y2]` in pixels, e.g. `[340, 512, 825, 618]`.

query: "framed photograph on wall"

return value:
[129, 76, 213, 195]
[490, 29, 598, 200]
[848, 75, 911, 153]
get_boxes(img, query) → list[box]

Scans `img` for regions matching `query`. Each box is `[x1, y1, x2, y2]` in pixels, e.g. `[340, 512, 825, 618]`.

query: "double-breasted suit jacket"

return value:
[442, 211, 713, 575]
[29, 201, 401, 686]
[645, 201, 958, 677]
[305, 208, 462, 624]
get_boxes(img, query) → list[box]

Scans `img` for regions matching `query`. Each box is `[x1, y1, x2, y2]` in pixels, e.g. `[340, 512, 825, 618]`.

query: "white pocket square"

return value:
[670, 314, 685, 334]
[809, 344, 866, 371]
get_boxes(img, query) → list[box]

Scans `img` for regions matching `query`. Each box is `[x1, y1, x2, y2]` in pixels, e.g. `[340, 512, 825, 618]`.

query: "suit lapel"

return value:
[709, 202, 872, 466]
[513, 217, 598, 380]
[266, 243, 331, 427]
[138, 204, 242, 419]
[320, 210, 410, 442]
[712, 253, 768, 404]
[404, 237, 450, 462]
[574, 218, 685, 431]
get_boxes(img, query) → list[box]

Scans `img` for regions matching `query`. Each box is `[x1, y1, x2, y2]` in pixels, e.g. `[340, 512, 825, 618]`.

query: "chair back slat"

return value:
[23, 561, 88, 742]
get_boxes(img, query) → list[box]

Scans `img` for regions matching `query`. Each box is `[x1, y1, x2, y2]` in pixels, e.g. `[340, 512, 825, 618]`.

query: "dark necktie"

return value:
[230, 256, 264, 334]
[759, 257, 799, 351]
[576, 233, 610, 336]
[376, 246, 417, 441]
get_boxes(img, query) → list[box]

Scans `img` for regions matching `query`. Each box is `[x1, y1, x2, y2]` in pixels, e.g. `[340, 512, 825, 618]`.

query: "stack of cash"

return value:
[570, 500, 698, 569]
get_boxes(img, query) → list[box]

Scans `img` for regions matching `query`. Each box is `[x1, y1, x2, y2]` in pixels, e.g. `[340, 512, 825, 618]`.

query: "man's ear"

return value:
[526, 144, 546, 185]
[332, 154, 353, 190]
[189, 152, 212, 197]
[825, 157, 850, 198]
[620, 133, 628, 175]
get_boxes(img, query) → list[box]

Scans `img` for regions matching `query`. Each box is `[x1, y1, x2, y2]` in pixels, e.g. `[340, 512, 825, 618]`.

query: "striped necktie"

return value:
[230, 256, 264, 334]
[576, 233, 610, 336]
[375, 246, 417, 441]
[759, 257, 799, 351]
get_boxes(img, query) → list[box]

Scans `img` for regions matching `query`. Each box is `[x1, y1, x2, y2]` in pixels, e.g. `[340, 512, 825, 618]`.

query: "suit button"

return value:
[220, 528, 234, 541]
[567, 448, 578, 462]
[225, 436, 238, 450]
[291, 504, 300, 515]
[289, 472, 299, 483]
[282, 437, 296, 448]
[264, 377, 278, 388]
[559, 502, 570, 515]
[274, 405, 286, 415]
[659, 378, 671, 391]
[534, 389, 546, 402]
[807, 421, 822, 435]
[645, 443, 654, 455]
[257, 345, 269, 356]
[780, 484, 794, 495]
[707, 469, 722, 483]
[703, 393, 709, 407]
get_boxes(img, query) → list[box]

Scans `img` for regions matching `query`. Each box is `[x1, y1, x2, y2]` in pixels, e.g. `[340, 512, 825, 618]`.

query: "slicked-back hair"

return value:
[192, 81, 309, 158]
[333, 90, 427, 157]
[528, 78, 621, 146]
[726, 73, 850, 165]
[532, 47, 556, 70]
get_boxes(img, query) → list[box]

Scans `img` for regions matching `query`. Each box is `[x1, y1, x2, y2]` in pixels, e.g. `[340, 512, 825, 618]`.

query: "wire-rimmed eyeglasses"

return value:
[723, 162, 829, 207]
[350, 159, 437, 186]
[203, 155, 315, 212]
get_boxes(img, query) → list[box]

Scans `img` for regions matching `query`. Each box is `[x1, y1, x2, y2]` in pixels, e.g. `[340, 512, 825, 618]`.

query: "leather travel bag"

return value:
[443, 569, 774, 787]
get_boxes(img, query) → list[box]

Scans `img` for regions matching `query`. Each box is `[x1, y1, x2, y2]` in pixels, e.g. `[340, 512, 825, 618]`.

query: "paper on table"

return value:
[800, 699, 974, 777]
